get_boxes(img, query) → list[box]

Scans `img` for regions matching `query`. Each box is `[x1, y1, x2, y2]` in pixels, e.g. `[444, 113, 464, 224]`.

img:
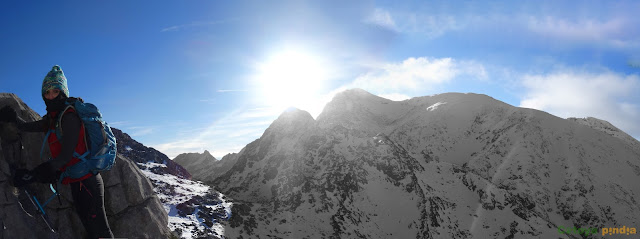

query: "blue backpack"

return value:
[40, 98, 117, 179]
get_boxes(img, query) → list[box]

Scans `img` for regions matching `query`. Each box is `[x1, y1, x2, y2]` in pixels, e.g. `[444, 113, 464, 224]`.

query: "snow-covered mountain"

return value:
[113, 128, 232, 238]
[208, 88, 640, 238]
[173, 150, 238, 182]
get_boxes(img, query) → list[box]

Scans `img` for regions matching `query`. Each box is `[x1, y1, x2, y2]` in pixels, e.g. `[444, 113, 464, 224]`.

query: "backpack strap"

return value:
[40, 102, 90, 161]
[39, 129, 54, 160]
[55, 105, 75, 139]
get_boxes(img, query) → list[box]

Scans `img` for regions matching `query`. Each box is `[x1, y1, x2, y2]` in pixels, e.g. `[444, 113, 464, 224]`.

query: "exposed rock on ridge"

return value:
[568, 116, 640, 150]
[113, 127, 191, 180]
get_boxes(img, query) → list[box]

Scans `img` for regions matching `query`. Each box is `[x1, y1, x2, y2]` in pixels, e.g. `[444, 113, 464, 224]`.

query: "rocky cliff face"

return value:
[0, 93, 172, 239]
[113, 127, 191, 180]
[213, 89, 640, 238]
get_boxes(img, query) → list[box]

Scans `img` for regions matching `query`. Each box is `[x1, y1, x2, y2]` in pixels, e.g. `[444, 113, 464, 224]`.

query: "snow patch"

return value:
[137, 162, 168, 168]
[125, 145, 132, 151]
[137, 162, 231, 239]
[427, 102, 447, 111]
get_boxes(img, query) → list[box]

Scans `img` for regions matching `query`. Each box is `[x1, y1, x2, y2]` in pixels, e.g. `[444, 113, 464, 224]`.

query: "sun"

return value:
[255, 49, 329, 112]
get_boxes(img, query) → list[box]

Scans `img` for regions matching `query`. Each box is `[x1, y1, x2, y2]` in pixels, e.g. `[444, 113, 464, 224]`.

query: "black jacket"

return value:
[19, 111, 82, 170]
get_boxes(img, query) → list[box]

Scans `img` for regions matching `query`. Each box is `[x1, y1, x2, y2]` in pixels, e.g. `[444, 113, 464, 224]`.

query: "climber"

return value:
[0, 65, 114, 239]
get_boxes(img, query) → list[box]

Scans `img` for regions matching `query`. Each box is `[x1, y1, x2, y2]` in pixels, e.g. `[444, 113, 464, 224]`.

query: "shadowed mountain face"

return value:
[210, 89, 640, 238]
[173, 150, 238, 182]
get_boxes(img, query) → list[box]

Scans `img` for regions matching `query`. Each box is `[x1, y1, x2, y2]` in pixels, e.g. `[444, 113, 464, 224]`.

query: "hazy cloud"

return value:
[150, 107, 277, 159]
[350, 57, 487, 94]
[520, 69, 640, 137]
[378, 93, 411, 101]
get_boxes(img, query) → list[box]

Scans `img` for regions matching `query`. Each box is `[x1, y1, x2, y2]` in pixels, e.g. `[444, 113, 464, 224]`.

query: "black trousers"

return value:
[70, 174, 114, 239]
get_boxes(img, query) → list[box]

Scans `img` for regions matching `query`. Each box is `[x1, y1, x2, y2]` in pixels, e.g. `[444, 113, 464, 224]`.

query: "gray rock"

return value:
[0, 93, 172, 239]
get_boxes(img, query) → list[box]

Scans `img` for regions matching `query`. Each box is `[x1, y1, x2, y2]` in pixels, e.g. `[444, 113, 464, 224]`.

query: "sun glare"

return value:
[255, 49, 328, 113]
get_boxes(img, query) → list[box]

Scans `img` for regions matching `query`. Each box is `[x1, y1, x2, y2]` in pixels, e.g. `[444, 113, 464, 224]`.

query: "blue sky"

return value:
[1, 0, 639, 159]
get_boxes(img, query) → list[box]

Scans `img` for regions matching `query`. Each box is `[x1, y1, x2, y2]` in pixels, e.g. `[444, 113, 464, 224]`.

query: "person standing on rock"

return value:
[0, 65, 114, 239]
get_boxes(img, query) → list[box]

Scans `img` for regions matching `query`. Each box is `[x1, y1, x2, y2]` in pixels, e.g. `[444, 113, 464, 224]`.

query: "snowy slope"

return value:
[211, 89, 640, 238]
[113, 130, 232, 239]
[137, 162, 232, 239]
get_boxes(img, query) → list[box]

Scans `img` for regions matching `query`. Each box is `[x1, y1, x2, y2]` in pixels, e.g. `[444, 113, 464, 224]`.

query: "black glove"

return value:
[32, 161, 60, 184]
[12, 169, 37, 187]
[0, 106, 17, 123]
[0, 121, 20, 144]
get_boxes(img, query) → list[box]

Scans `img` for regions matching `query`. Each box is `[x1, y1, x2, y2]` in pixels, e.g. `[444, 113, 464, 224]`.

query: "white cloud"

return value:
[349, 57, 487, 94]
[519, 69, 640, 137]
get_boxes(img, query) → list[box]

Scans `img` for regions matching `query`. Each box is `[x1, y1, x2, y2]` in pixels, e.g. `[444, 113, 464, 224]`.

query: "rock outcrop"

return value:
[0, 93, 172, 239]
[113, 127, 191, 180]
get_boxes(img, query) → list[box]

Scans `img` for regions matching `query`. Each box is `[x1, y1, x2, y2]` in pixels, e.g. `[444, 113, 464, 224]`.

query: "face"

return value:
[44, 89, 60, 100]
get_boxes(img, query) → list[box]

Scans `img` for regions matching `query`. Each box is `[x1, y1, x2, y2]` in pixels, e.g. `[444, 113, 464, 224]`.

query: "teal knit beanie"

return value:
[42, 65, 69, 98]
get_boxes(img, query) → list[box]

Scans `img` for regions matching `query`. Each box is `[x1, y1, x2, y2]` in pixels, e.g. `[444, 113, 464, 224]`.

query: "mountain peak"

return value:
[263, 108, 315, 137]
[331, 88, 386, 103]
[202, 150, 216, 160]
[275, 107, 314, 124]
[316, 88, 407, 131]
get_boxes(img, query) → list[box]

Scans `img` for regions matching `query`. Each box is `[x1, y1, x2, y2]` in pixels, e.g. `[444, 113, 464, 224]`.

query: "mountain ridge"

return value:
[207, 88, 640, 238]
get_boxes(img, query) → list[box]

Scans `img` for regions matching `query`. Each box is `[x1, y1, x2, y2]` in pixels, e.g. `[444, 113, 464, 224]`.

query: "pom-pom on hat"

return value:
[42, 65, 69, 98]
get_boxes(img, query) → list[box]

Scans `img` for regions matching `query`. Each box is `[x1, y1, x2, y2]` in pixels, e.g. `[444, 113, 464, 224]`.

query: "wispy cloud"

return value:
[150, 107, 278, 159]
[161, 20, 228, 32]
[217, 89, 248, 93]
[526, 16, 639, 49]
[199, 99, 216, 104]
[519, 69, 640, 137]
[127, 126, 155, 137]
[108, 121, 130, 127]
[364, 8, 398, 31]
[363, 8, 461, 38]
[364, 6, 640, 49]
